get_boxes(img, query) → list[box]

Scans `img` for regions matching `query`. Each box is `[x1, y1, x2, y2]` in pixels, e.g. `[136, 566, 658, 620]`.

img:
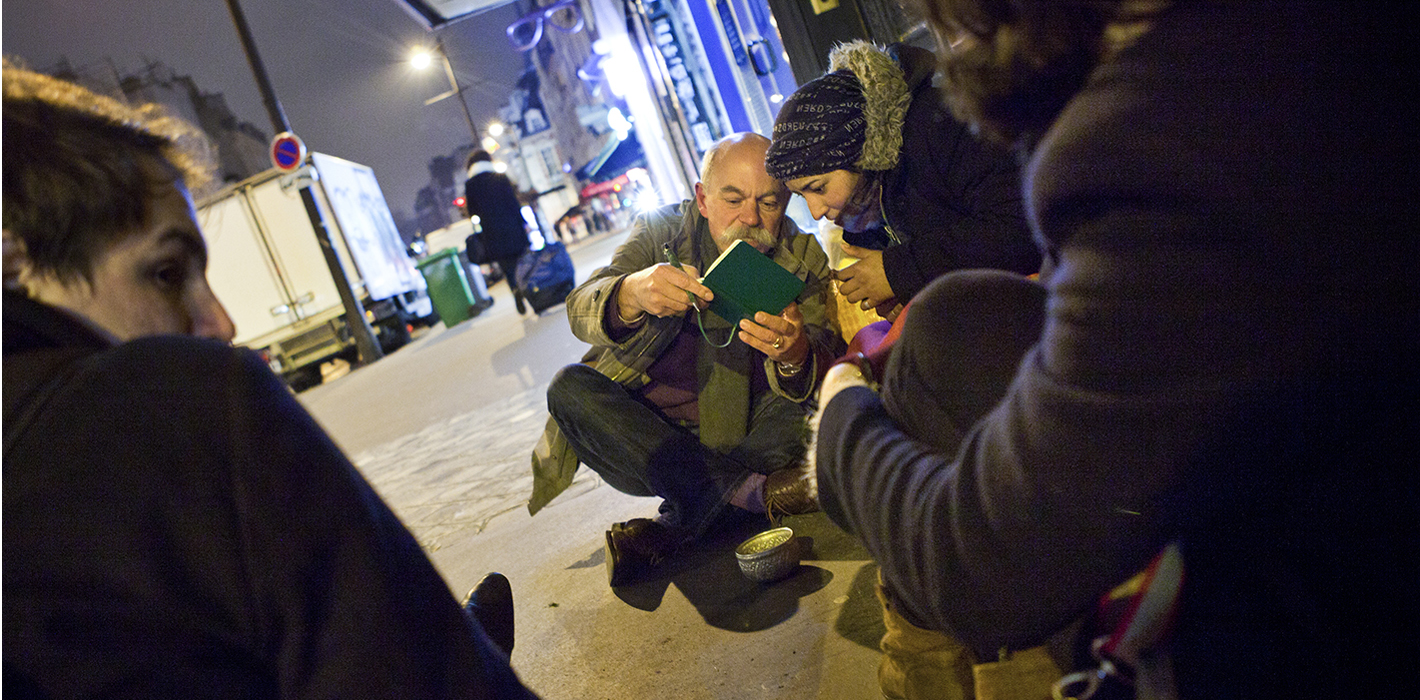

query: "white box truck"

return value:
[197, 152, 432, 390]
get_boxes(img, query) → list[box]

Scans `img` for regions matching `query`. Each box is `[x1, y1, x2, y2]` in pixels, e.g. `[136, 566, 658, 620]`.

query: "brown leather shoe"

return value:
[605, 518, 683, 587]
[763, 466, 819, 522]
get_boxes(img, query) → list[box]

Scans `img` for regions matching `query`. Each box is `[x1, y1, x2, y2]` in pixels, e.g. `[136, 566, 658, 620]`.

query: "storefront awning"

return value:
[579, 173, 631, 200]
[575, 131, 647, 184]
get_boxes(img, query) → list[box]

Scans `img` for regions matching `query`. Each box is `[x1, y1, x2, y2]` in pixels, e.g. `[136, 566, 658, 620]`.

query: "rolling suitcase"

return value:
[516, 241, 576, 314]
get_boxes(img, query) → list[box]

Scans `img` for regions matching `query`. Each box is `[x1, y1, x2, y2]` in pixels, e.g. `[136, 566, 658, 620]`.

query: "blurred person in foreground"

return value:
[811, 1, 1420, 698]
[2, 63, 536, 699]
[531, 133, 844, 587]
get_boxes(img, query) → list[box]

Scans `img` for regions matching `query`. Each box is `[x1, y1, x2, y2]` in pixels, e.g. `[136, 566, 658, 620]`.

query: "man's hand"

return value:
[740, 302, 809, 366]
[835, 242, 896, 311]
[618, 262, 711, 320]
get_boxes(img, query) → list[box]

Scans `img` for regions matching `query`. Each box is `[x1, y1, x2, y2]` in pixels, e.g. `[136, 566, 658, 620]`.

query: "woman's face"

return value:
[785, 170, 863, 225]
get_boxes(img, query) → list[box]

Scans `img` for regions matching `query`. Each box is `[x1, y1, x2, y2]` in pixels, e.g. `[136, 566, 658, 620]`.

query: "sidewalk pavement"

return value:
[299, 229, 885, 699]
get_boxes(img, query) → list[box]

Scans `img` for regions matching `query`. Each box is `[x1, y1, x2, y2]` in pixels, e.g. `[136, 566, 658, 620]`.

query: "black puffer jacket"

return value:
[876, 44, 1041, 300]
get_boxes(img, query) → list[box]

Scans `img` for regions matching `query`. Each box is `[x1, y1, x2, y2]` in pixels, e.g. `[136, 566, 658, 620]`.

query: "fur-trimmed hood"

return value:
[827, 40, 912, 172]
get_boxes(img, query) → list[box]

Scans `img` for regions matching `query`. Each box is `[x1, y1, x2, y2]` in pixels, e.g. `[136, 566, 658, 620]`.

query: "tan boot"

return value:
[876, 582, 977, 700]
[972, 646, 1063, 700]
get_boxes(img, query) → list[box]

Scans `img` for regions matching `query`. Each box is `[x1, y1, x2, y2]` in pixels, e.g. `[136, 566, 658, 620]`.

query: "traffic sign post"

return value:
[226, 0, 384, 371]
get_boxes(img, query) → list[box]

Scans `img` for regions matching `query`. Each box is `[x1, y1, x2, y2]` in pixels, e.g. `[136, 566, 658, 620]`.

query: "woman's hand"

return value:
[835, 243, 896, 310]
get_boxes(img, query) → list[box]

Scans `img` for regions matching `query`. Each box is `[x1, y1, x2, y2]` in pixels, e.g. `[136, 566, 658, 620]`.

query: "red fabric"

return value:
[829, 301, 912, 382]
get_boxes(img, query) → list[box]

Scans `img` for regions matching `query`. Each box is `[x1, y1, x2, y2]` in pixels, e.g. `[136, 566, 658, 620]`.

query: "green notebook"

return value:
[700, 240, 806, 326]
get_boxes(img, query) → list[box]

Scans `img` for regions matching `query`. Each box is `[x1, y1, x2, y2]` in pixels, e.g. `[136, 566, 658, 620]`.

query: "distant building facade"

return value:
[47, 59, 271, 186]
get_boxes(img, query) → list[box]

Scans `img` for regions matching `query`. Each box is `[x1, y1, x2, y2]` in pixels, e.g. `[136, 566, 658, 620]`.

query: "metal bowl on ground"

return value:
[736, 526, 799, 583]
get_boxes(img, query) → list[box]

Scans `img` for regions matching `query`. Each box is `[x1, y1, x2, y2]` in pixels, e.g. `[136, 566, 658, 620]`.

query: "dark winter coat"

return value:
[3, 291, 538, 699]
[464, 167, 530, 262]
[816, 3, 1419, 697]
[876, 44, 1040, 301]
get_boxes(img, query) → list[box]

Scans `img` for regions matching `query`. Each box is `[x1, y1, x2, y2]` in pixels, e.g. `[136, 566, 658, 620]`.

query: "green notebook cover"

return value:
[700, 240, 806, 326]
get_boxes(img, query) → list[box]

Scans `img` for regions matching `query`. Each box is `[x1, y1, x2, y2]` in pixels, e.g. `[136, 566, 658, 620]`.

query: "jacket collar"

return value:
[3, 290, 114, 357]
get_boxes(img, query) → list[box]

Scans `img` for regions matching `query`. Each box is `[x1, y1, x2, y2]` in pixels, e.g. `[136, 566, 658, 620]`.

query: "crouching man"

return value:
[530, 133, 844, 586]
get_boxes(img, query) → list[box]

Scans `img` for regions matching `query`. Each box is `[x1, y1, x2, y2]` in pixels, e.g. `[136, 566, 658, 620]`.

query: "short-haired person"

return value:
[3, 64, 537, 699]
[532, 133, 845, 587]
[765, 40, 1039, 319]
[812, 1, 1419, 698]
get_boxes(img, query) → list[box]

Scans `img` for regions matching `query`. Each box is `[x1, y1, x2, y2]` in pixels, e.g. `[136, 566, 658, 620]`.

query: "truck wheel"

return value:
[377, 313, 413, 353]
[286, 365, 323, 393]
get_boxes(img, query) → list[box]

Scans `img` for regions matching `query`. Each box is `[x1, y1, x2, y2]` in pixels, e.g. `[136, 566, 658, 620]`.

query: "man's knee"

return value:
[546, 364, 604, 421]
[882, 270, 1047, 451]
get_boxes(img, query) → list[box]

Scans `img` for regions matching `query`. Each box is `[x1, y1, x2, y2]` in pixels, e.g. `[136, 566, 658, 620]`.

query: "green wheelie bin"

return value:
[416, 247, 482, 327]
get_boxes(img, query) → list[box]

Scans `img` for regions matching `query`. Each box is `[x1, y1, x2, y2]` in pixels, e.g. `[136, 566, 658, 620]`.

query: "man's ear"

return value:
[694, 181, 710, 219]
[3, 228, 30, 292]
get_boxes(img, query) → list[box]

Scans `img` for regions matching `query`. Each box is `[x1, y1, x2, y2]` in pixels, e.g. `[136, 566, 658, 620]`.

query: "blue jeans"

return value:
[546, 364, 808, 538]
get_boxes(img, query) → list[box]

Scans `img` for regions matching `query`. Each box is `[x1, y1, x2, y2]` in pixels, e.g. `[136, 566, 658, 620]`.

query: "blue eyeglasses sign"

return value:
[506, 0, 584, 52]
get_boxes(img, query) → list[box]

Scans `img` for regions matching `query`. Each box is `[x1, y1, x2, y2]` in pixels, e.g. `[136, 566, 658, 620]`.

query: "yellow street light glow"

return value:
[410, 49, 433, 70]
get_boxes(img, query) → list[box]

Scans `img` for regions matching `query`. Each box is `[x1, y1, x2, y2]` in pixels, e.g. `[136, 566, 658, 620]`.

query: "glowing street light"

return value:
[409, 37, 479, 144]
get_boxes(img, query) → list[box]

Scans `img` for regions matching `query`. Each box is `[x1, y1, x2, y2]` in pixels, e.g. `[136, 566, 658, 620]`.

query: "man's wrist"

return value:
[617, 305, 646, 327]
[776, 356, 805, 377]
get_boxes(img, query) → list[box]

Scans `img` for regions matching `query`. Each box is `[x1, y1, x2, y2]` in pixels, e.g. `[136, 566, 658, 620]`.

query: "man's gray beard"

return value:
[723, 221, 779, 250]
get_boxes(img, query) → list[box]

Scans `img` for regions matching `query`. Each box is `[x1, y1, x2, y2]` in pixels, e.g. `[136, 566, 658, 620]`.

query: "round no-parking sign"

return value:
[270, 132, 307, 172]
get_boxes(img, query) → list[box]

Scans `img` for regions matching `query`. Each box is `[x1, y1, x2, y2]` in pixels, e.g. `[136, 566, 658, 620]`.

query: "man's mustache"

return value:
[724, 222, 778, 249]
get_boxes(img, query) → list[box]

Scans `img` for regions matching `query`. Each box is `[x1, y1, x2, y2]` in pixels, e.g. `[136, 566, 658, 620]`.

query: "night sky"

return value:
[3, 0, 530, 225]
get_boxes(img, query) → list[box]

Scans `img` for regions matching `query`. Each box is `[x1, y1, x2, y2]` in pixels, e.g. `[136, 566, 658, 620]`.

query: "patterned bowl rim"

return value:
[735, 526, 796, 560]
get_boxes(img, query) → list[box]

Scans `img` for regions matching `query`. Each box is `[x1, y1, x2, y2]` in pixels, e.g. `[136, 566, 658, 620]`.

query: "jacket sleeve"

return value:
[463, 179, 482, 220]
[564, 208, 676, 348]
[817, 207, 1229, 656]
[765, 230, 845, 401]
[6, 338, 539, 698]
[210, 344, 540, 699]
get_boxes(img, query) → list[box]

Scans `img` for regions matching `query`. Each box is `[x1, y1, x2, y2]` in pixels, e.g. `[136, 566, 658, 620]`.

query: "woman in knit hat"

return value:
[765, 40, 1040, 318]
[769, 41, 1057, 700]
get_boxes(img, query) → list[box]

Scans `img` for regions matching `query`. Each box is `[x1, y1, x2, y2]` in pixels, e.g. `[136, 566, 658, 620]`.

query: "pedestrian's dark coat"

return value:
[464, 166, 529, 261]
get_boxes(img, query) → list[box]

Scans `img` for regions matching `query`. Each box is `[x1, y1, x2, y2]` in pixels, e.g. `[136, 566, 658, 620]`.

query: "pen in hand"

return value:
[663, 242, 698, 307]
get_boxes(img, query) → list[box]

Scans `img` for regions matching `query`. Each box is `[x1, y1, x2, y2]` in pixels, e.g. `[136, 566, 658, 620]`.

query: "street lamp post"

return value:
[414, 38, 480, 145]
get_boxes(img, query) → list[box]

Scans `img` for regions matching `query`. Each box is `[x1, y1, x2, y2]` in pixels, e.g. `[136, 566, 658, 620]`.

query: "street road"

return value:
[298, 232, 622, 551]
